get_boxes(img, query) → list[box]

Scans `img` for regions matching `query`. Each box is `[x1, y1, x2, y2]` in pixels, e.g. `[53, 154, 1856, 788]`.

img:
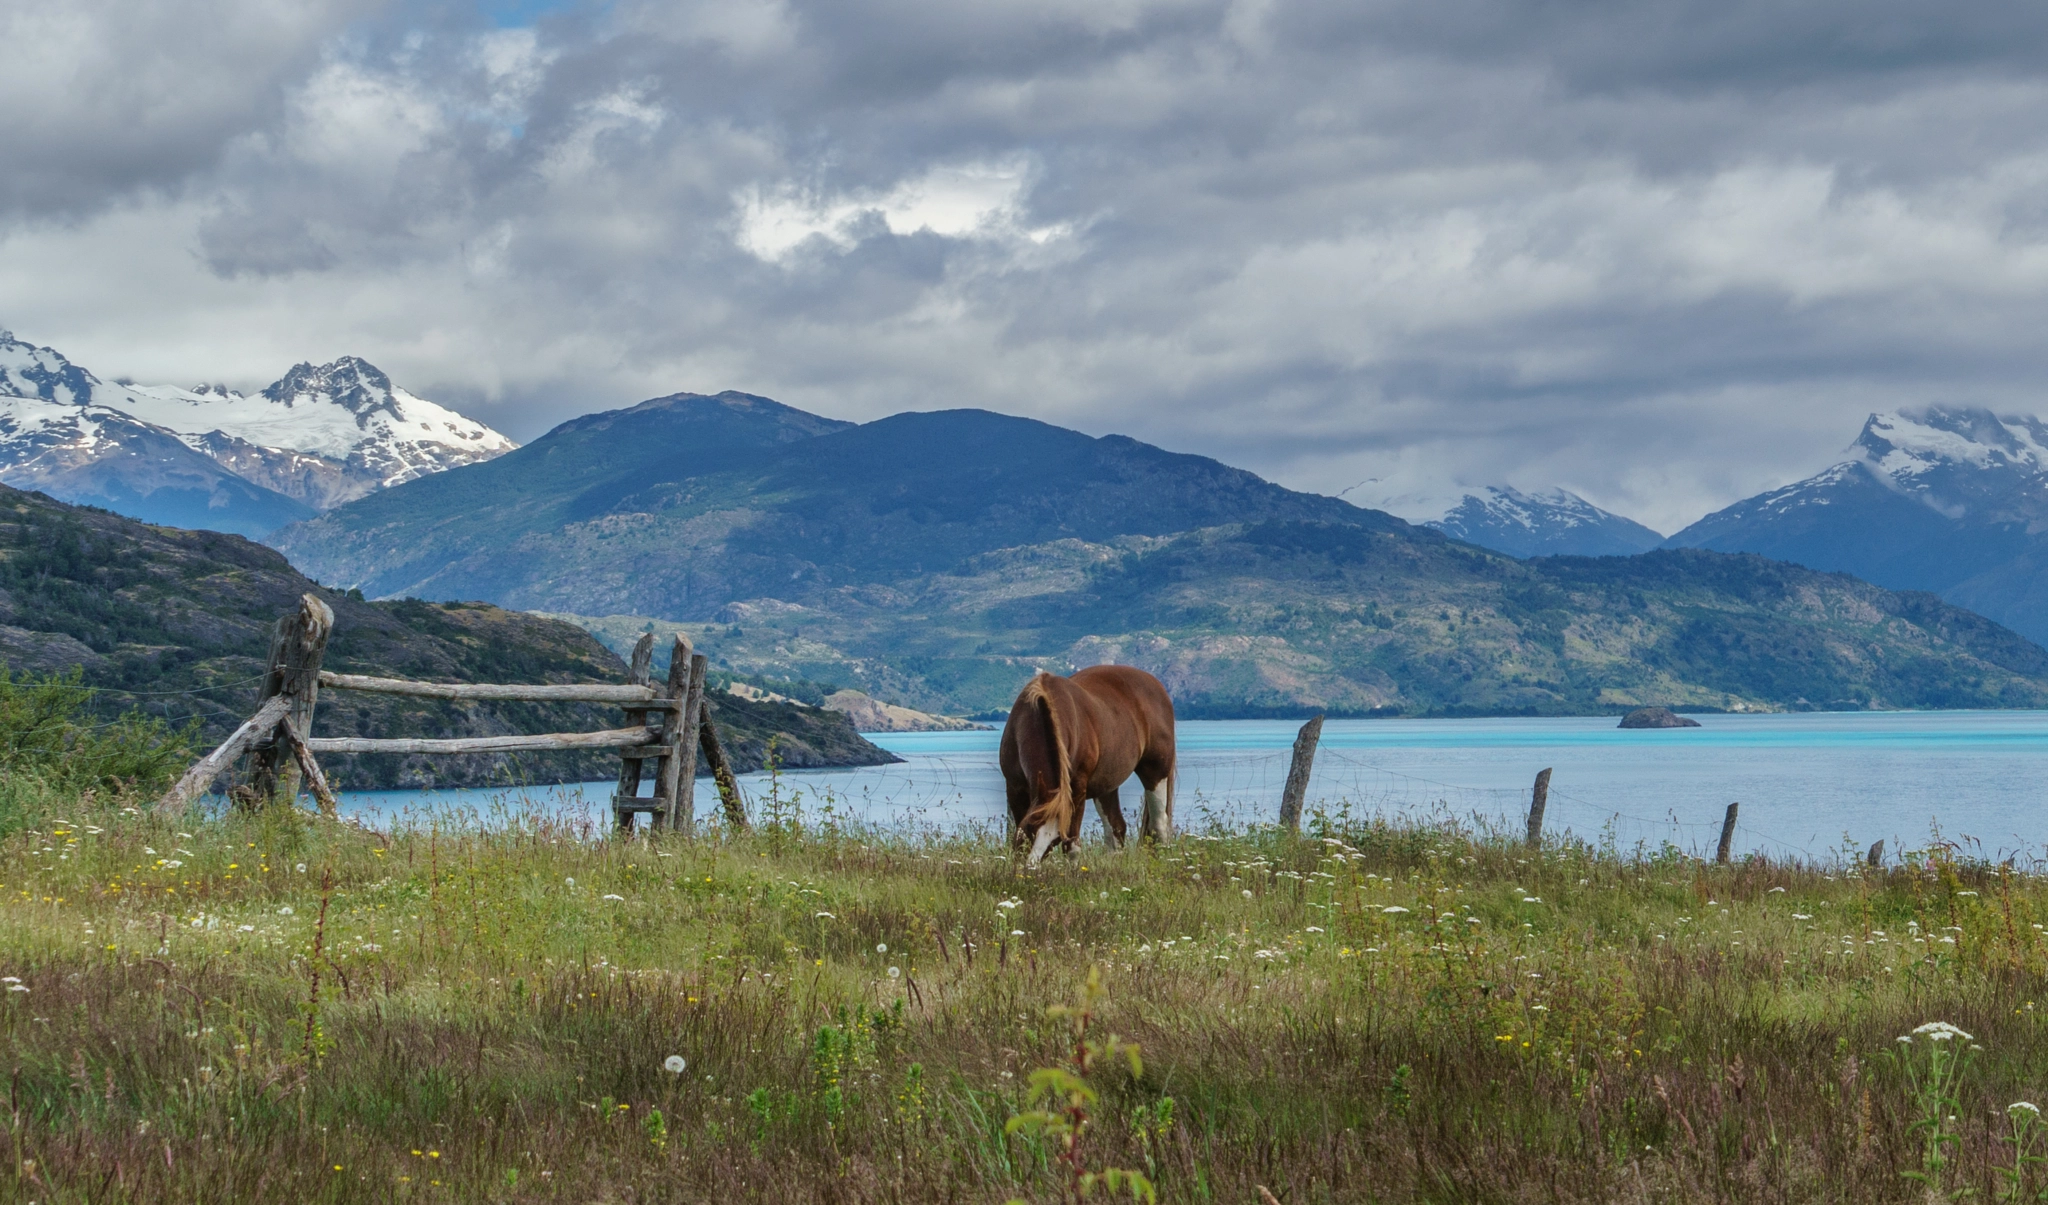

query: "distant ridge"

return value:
[1427, 486, 1663, 558]
[1666, 404, 2048, 644]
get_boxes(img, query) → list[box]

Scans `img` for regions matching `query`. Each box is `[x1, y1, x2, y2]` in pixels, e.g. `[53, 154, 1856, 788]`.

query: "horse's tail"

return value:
[1019, 673, 1072, 864]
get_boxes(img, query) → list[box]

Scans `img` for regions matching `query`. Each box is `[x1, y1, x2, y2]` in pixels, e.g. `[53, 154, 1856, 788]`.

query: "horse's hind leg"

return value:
[1139, 772, 1173, 843]
[1094, 786, 1128, 850]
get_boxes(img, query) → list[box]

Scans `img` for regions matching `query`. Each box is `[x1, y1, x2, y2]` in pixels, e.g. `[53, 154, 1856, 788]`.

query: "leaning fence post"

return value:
[698, 705, 750, 831]
[245, 593, 335, 809]
[1716, 802, 1739, 864]
[1525, 768, 1552, 849]
[1867, 839, 1885, 869]
[1277, 715, 1324, 832]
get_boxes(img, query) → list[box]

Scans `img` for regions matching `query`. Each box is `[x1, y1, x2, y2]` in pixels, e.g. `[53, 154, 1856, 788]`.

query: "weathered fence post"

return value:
[1716, 802, 1739, 865]
[1867, 839, 1884, 869]
[660, 652, 709, 834]
[1525, 768, 1552, 850]
[245, 593, 334, 809]
[1277, 714, 1324, 832]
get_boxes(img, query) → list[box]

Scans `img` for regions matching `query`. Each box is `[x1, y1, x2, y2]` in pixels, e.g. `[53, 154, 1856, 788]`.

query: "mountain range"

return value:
[0, 331, 514, 538]
[273, 391, 2048, 718]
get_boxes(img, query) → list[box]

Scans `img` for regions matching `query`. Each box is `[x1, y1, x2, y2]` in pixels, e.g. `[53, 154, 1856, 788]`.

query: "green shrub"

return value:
[0, 667, 196, 796]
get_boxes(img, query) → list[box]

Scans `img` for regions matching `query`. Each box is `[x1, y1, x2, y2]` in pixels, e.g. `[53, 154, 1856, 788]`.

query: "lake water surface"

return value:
[335, 711, 2048, 862]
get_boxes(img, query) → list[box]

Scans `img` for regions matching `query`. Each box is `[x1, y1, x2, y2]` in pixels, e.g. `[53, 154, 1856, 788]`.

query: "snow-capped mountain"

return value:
[1425, 486, 1663, 558]
[113, 357, 515, 508]
[1667, 404, 2048, 644]
[0, 393, 313, 538]
[0, 330, 514, 533]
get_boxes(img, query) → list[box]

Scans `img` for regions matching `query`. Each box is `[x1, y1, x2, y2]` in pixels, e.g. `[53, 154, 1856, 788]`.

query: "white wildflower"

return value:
[1381, 906, 1409, 914]
[1909, 1021, 1975, 1042]
[1010, 930, 1025, 937]
[278, 906, 294, 916]
[887, 966, 901, 979]
[1242, 889, 1253, 900]
[665, 1056, 686, 1074]
[602, 894, 625, 902]
[2013, 1102, 2041, 1117]
[876, 943, 887, 954]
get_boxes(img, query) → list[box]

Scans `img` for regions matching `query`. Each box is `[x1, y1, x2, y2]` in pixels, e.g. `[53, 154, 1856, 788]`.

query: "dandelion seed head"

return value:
[664, 1056, 686, 1074]
[876, 943, 887, 954]
[888, 966, 901, 979]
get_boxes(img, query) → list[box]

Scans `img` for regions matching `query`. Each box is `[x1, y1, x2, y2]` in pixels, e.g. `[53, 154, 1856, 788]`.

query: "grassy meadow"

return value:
[0, 769, 2045, 1205]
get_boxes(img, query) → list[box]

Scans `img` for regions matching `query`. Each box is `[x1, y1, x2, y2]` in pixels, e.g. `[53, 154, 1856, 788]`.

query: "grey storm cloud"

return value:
[3, 0, 2048, 532]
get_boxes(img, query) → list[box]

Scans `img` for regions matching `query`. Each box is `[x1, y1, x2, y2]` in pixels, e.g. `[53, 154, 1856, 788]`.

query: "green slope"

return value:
[557, 523, 2048, 718]
[0, 485, 894, 789]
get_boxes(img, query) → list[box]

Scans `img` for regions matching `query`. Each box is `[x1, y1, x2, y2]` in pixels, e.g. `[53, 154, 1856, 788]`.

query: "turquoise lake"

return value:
[334, 711, 2048, 863]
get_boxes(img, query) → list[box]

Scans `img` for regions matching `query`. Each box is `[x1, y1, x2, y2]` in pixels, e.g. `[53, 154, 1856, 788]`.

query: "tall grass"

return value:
[2, 785, 2048, 1202]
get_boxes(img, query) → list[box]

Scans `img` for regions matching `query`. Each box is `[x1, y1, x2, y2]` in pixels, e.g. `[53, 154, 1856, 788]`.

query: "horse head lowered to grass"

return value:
[999, 665, 1176, 867]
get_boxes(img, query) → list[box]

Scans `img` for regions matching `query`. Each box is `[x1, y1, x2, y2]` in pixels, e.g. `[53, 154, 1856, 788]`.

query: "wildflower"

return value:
[278, 906, 293, 916]
[1909, 1021, 1974, 1043]
[887, 966, 901, 979]
[1242, 889, 1253, 900]
[564, 877, 575, 887]
[1792, 913, 1812, 920]
[2013, 1102, 2041, 1117]
[6, 985, 24, 994]
[1010, 930, 1025, 937]
[665, 1056, 686, 1074]
[1305, 926, 1324, 933]
[815, 912, 835, 919]
[602, 894, 625, 902]
[876, 943, 887, 954]
[1381, 906, 1409, 914]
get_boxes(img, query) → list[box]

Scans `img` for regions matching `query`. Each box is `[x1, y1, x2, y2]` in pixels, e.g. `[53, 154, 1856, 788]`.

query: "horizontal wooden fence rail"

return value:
[317, 672, 678, 707]
[302, 728, 665, 755]
[157, 594, 752, 834]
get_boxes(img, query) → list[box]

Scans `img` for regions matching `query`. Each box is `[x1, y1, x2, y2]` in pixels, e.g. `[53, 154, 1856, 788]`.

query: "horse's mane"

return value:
[1017, 673, 1073, 832]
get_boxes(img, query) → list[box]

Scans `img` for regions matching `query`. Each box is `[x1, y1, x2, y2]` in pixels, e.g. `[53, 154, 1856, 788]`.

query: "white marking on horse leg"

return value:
[1026, 827, 1060, 868]
[1143, 780, 1172, 842]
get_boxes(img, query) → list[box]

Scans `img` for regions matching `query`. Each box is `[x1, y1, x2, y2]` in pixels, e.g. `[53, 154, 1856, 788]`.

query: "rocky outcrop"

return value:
[1618, 706, 1702, 729]
[821, 689, 987, 733]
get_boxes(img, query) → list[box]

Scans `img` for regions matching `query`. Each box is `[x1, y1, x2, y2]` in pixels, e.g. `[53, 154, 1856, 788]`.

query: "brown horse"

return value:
[1000, 665, 1175, 867]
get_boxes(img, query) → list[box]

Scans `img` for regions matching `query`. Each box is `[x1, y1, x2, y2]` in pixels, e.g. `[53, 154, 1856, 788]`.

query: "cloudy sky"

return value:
[5, 0, 2048, 533]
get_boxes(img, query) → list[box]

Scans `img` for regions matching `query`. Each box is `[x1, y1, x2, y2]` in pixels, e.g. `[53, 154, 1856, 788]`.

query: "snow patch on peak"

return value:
[1448, 485, 1607, 533]
[1850, 404, 2048, 516]
[0, 330, 101, 408]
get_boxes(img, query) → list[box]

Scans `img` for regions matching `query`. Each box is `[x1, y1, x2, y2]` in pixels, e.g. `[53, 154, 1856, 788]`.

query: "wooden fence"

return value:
[156, 593, 749, 833]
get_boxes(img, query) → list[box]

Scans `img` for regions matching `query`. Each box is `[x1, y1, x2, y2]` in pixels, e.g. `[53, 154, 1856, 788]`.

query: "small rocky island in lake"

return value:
[1618, 706, 1702, 729]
